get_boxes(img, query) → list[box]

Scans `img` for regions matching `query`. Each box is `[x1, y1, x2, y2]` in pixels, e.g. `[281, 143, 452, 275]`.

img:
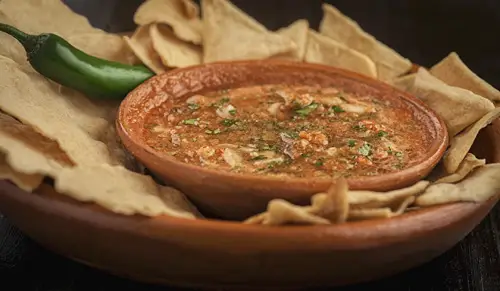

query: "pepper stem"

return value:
[0, 23, 38, 53]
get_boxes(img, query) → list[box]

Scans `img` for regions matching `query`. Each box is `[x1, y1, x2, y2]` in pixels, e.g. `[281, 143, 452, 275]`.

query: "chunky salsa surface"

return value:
[143, 85, 430, 178]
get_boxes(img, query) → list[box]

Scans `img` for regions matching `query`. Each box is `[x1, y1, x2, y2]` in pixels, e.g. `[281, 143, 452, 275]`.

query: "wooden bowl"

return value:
[0, 119, 498, 290]
[116, 60, 449, 220]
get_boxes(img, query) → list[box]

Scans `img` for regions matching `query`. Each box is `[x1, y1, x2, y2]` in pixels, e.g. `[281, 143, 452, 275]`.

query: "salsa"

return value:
[143, 85, 430, 178]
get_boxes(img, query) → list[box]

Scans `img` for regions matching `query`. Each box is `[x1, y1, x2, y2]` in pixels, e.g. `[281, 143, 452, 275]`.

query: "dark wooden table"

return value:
[1, 1, 499, 290]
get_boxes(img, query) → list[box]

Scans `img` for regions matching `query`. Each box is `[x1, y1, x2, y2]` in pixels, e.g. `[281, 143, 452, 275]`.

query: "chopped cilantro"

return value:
[331, 106, 345, 113]
[211, 97, 230, 108]
[144, 123, 158, 130]
[348, 140, 356, 147]
[377, 130, 388, 137]
[221, 118, 237, 126]
[301, 153, 311, 158]
[228, 109, 237, 115]
[295, 102, 318, 116]
[358, 142, 372, 156]
[187, 103, 200, 110]
[314, 158, 325, 167]
[182, 118, 198, 125]
[394, 151, 403, 158]
[251, 155, 267, 161]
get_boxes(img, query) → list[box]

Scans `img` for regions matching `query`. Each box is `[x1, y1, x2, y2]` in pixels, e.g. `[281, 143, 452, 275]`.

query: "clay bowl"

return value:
[0, 119, 498, 290]
[116, 60, 448, 220]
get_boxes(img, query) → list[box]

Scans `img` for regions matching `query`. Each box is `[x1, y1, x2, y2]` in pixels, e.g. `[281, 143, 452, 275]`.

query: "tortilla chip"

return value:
[0, 0, 96, 36]
[0, 154, 44, 192]
[201, 0, 296, 63]
[349, 196, 415, 221]
[433, 153, 485, 184]
[416, 164, 500, 206]
[304, 30, 377, 78]
[443, 108, 500, 173]
[430, 52, 500, 101]
[124, 25, 166, 74]
[319, 4, 412, 81]
[0, 112, 200, 218]
[258, 200, 331, 225]
[392, 68, 495, 137]
[55, 164, 201, 218]
[134, 0, 202, 44]
[0, 56, 114, 166]
[348, 180, 429, 209]
[67, 32, 137, 64]
[274, 19, 309, 61]
[150, 23, 202, 68]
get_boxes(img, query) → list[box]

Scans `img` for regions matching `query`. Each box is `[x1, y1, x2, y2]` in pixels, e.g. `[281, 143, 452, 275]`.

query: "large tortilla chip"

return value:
[134, 0, 202, 44]
[348, 180, 429, 209]
[250, 200, 330, 226]
[430, 52, 500, 101]
[0, 0, 96, 36]
[67, 32, 137, 65]
[433, 153, 485, 184]
[443, 108, 500, 173]
[0, 154, 44, 192]
[0, 113, 200, 218]
[304, 30, 377, 78]
[55, 164, 201, 218]
[392, 68, 495, 137]
[274, 19, 309, 61]
[124, 25, 166, 74]
[416, 164, 500, 206]
[0, 56, 113, 166]
[319, 4, 412, 81]
[150, 23, 202, 68]
[201, 0, 296, 63]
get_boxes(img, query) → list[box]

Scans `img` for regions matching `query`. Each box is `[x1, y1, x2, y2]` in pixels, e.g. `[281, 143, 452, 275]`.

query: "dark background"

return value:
[0, 1, 499, 290]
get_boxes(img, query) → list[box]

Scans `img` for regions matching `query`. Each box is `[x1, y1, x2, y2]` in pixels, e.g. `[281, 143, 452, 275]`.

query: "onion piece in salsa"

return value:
[143, 85, 430, 178]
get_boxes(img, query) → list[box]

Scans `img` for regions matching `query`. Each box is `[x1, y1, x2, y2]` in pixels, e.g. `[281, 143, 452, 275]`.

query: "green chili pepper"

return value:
[0, 23, 155, 100]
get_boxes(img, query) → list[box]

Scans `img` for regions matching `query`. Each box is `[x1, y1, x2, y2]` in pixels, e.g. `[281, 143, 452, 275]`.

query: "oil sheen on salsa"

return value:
[143, 85, 430, 178]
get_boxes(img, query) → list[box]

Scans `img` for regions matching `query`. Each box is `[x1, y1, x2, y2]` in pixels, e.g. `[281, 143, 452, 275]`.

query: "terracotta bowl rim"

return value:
[117, 59, 449, 190]
[1, 179, 497, 251]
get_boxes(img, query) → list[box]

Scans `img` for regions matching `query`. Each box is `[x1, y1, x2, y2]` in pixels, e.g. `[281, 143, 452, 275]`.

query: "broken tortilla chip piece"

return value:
[430, 52, 500, 101]
[319, 4, 412, 81]
[433, 153, 485, 184]
[201, 0, 296, 63]
[257, 200, 330, 225]
[348, 180, 429, 209]
[134, 0, 202, 44]
[304, 30, 377, 78]
[392, 68, 495, 137]
[443, 107, 500, 173]
[274, 19, 309, 61]
[349, 196, 415, 221]
[150, 23, 202, 68]
[310, 178, 349, 223]
[124, 25, 167, 74]
[0, 154, 44, 192]
[55, 164, 201, 218]
[416, 164, 500, 206]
